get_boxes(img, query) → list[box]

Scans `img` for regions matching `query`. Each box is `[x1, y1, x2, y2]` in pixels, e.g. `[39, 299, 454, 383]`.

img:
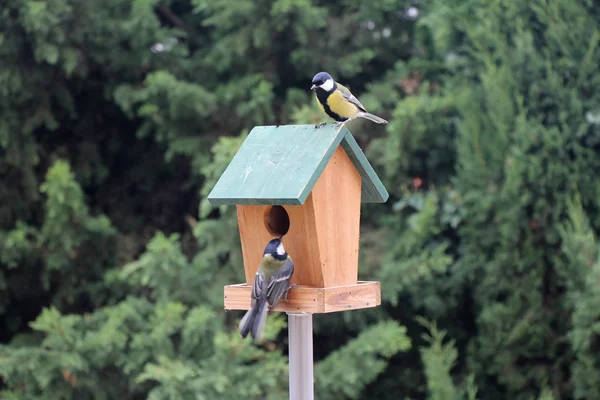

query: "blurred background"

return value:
[1, 0, 600, 399]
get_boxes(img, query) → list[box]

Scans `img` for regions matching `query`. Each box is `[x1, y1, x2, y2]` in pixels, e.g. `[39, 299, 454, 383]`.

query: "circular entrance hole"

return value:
[264, 205, 290, 236]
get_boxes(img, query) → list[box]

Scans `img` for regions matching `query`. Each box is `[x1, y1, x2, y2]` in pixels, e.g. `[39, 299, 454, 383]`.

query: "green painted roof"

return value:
[207, 124, 389, 205]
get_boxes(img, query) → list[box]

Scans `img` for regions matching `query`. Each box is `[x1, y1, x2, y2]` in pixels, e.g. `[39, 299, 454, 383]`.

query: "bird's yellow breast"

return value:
[261, 255, 286, 278]
[316, 90, 360, 119]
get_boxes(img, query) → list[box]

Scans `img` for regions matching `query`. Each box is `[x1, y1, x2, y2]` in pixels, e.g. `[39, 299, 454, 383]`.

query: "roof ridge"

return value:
[207, 124, 388, 205]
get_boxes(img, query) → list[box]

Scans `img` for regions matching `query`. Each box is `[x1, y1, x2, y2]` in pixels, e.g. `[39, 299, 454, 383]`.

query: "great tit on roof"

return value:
[239, 237, 295, 342]
[311, 71, 388, 126]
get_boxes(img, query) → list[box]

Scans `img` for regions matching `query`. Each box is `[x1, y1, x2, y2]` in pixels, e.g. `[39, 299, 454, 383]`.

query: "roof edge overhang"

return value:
[207, 124, 388, 206]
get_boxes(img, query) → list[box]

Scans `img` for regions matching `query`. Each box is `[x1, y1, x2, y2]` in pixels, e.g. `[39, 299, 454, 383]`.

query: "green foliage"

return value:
[559, 196, 600, 400]
[40, 160, 115, 272]
[418, 317, 478, 400]
[378, 189, 455, 314]
[315, 321, 411, 399]
[0, 159, 115, 335]
[2, 0, 600, 399]
[394, 0, 600, 399]
[0, 234, 289, 399]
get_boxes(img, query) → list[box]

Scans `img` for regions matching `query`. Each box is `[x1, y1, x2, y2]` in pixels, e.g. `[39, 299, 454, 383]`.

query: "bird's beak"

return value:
[310, 84, 317, 90]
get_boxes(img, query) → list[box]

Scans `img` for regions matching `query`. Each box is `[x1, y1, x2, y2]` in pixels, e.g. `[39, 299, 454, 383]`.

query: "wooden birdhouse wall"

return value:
[236, 145, 362, 288]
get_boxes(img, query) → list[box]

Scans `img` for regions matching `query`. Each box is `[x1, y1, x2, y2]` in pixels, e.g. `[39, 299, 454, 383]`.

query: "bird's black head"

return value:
[311, 71, 335, 92]
[263, 237, 287, 261]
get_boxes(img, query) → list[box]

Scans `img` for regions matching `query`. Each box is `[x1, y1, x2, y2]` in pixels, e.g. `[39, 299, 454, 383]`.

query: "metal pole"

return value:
[287, 313, 314, 400]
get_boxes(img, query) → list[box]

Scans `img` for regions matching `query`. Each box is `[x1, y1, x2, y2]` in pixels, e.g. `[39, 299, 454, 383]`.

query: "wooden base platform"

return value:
[224, 281, 381, 313]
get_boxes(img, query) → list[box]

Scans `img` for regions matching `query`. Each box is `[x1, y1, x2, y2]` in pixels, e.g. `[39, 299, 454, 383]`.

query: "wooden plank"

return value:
[340, 132, 389, 203]
[207, 124, 389, 205]
[236, 205, 278, 283]
[224, 284, 320, 313]
[224, 281, 381, 313]
[310, 145, 362, 287]
[282, 199, 325, 287]
[323, 281, 381, 313]
[207, 124, 348, 205]
[236, 149, 361, 288]
[236, 202, 325, 287]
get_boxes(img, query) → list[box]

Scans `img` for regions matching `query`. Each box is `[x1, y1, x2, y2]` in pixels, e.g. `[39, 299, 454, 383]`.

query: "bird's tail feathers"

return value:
[360, 112, 388, 124]
[239, 307, 255, 339]
[239, 298, 269, 341]
[251, 299, 269, 342]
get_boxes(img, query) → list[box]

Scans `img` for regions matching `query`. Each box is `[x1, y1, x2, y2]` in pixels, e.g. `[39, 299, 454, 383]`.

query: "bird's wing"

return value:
[336, 82, 368, 112]
[250, 270, 264, 307]
[266, 258, 294, 307]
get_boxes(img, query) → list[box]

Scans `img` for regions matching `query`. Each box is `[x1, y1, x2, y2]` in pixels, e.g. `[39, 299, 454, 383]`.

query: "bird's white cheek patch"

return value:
[276, 243, 285, 256]
[320, 79, 334, 91]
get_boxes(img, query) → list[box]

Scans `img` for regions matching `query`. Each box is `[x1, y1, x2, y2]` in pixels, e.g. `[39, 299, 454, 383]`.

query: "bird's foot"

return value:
[315, 122, 327, 128]
[284, 284, 298, 301]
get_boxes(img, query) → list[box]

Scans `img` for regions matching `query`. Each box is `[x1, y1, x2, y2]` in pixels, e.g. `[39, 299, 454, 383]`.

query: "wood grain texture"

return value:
[236, 205, 280, 283]
[237, 202, 325, 287]
[310, 145, 362, 287]
[207, 124, 347, 205]
[236, 145, 362, 288]
[224, 281, 381, 313]
[340, 133, 389, 203]
[207, 124, 389, 206]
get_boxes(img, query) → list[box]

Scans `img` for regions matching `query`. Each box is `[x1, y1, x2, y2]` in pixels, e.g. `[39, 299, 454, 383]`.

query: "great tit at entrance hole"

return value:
[311, 71, 388, 126]
[239, 237, 295, 342]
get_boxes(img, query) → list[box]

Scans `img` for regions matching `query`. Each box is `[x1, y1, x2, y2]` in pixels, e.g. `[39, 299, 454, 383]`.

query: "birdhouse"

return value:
[207, 124, 388, 313]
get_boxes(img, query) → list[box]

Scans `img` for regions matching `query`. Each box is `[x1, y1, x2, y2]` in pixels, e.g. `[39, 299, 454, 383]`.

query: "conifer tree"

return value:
[2, 0, 599, 398]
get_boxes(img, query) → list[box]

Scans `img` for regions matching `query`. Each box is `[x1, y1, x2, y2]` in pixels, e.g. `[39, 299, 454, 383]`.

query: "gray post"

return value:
[287, 313, 314, 400]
